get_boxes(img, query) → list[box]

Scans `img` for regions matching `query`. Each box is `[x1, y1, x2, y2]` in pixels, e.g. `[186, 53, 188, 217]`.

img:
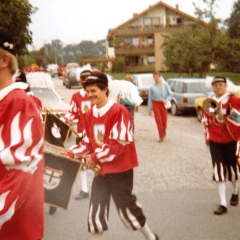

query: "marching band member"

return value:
[0, 27, 44, 239]
[62, 72, 159, 240]
[62, 67, 92, 201]
[202, 76, 240, 215]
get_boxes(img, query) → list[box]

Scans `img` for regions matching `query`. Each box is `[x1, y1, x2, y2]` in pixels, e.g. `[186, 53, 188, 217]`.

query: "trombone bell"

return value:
[202, 98, 219, 116]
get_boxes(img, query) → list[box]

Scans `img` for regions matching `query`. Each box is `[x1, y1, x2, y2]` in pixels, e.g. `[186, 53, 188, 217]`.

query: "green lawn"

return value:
[110, 72, 240, 85]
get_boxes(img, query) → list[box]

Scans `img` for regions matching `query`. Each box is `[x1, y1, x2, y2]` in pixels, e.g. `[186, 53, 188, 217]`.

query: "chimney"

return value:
[176, 4, 179, 10]
[133, 13, 138, 18]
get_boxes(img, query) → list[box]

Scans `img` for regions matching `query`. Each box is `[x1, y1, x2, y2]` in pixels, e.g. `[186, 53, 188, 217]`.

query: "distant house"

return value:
[106, 1, 197, 73]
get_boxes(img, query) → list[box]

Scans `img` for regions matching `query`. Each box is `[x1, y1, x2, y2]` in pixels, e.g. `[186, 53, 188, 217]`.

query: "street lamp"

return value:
[44, 40, 47, 67]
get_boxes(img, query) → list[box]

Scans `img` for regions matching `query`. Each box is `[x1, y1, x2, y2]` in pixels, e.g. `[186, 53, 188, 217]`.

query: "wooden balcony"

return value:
[125, 64, 155, 73]
[115, 45, 154, 55]
[114, 25, 163, 37]
[112, 23, 194, 37]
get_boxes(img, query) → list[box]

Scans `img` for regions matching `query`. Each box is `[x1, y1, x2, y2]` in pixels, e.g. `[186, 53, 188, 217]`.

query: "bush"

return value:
[112, 57, 125, 73]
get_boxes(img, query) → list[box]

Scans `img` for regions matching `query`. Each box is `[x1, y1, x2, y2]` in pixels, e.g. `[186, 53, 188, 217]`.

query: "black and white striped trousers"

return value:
[88, 169, 146, 233]
[210, 141, 239, 182]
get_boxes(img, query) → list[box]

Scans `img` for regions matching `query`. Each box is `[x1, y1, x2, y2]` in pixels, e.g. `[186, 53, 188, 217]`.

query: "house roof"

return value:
[107, 0, 198, 39]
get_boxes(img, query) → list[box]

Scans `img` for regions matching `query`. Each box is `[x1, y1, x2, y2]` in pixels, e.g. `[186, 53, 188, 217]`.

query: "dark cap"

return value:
[0, 27, 15, 55]
[212, 76, 227, 85]
[85, 72, 108, 87]
[80, 69, 92, 78]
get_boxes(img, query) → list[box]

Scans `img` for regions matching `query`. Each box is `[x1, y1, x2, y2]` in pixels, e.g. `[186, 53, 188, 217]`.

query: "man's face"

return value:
[153, 74, 160, 83]
[85, 84, 107, 107]
[212, 82, 227, 97]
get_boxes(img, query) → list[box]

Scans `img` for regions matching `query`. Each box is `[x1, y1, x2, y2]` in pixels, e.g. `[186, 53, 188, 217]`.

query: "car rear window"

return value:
[186, 81, 212, 93]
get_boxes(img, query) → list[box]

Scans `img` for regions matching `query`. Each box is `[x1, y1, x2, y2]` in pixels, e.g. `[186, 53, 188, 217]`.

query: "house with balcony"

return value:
[106, 1, 197, 73]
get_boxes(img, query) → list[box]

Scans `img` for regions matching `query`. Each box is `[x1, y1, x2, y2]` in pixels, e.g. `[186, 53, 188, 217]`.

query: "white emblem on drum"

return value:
[51, 122, 61, 138]
[44, 167, 63, 190]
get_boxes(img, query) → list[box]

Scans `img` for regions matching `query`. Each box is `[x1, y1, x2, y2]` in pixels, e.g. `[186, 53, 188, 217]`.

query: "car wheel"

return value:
[171, 102, 178, 116]
[197, 107, 203, 122]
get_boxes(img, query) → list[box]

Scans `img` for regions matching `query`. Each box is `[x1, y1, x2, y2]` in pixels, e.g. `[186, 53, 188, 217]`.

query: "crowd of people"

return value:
[1, 26, 240, 240]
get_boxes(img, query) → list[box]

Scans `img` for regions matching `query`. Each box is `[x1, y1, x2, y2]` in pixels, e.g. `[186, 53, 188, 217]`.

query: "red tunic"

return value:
[64, 89, 92, 132]
[0, 83, 44, 239]
[70, 100, 139, 175]
[202, 93, 240, 146]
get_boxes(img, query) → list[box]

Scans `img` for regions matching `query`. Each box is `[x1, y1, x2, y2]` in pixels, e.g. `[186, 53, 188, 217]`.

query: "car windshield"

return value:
[186, 82, 212, 93]
[31, 88, 60, 100]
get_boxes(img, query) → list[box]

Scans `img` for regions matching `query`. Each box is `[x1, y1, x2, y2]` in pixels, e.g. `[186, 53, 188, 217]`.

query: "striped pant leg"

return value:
[88, 175, 111, 233]
[223, 141, 240, 181]
[210, 141, 239, 182]
[110, 169, 146, 231]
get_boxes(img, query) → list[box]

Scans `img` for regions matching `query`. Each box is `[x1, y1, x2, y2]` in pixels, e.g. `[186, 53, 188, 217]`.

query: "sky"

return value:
[28, 0, 236, 50]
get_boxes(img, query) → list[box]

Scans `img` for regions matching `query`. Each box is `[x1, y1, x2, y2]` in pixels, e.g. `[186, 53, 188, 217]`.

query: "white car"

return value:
[132, 73, 165, 101]
[26, 72, 70, 117]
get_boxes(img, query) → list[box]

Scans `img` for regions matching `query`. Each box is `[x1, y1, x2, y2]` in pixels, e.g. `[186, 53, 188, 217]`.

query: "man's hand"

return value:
[59, 150, 69, 156]
[83, 154, 97, 170]
[148, 109, 152, 116]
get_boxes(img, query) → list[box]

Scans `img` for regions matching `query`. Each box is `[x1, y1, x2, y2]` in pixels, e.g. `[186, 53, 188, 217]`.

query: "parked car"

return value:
[26, 72, 70, 119]
[63, 68, 82, 89]
[167, 78, 213, 116]
[194, 77, 240, 122]
[47, 64, 58, 78]
[132, 73, 165, 101]
[62, 63, 81, 88]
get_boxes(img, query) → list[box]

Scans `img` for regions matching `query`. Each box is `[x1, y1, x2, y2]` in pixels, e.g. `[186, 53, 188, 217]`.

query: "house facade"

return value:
[106, 1, 197, 73]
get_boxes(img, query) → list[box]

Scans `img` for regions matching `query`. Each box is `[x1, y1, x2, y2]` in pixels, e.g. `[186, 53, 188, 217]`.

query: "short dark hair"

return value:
[82, 82, 109, 97]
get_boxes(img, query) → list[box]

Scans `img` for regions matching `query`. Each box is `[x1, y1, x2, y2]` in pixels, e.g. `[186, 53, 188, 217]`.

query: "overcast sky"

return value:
[28, 0, 236, 50]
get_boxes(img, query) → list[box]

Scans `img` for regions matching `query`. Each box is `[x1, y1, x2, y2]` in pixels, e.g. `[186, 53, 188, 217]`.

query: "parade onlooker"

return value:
[0, 27, 44, 239]
[148, 71, 172, 142]
[202, 76, 240, 215]
[63, 72, 159, 240]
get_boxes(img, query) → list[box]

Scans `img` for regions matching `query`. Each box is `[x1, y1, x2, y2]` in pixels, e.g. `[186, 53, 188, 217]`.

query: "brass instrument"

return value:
[79, 157, 100, 176]
[202, 97, 224, 123]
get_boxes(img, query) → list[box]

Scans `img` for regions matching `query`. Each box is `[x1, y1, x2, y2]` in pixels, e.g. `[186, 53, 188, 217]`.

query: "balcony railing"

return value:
[113, 23, 192, 36]
[115, 45, 155, 55]
[125, 65, 155, 73]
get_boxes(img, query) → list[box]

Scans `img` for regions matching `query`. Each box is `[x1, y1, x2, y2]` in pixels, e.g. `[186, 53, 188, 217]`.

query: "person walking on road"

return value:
[202, 76, 240, 215]
[148, 71, 172, 142]
[62, 68, 92, 200]
[62, 72, 159, 240]
[0, 27, 44, 239]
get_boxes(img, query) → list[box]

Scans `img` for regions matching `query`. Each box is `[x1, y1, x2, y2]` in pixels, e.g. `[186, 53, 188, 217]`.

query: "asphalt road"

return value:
[43, 77, 240, 240]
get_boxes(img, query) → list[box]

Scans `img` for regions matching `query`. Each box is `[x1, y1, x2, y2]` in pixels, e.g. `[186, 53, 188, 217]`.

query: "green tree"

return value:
[225, 0, 240, 39]
[0, 0, 38, 55]
[219, 0, 240, 72]
[162, 0, 227, 77]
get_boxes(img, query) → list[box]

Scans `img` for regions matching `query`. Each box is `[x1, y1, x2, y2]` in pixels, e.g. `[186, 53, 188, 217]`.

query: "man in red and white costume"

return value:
[63, 72, 159, 240]
[0, 28, 44, 239]
[202, 76, 240, 215]
[62, 69, 92, 200]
